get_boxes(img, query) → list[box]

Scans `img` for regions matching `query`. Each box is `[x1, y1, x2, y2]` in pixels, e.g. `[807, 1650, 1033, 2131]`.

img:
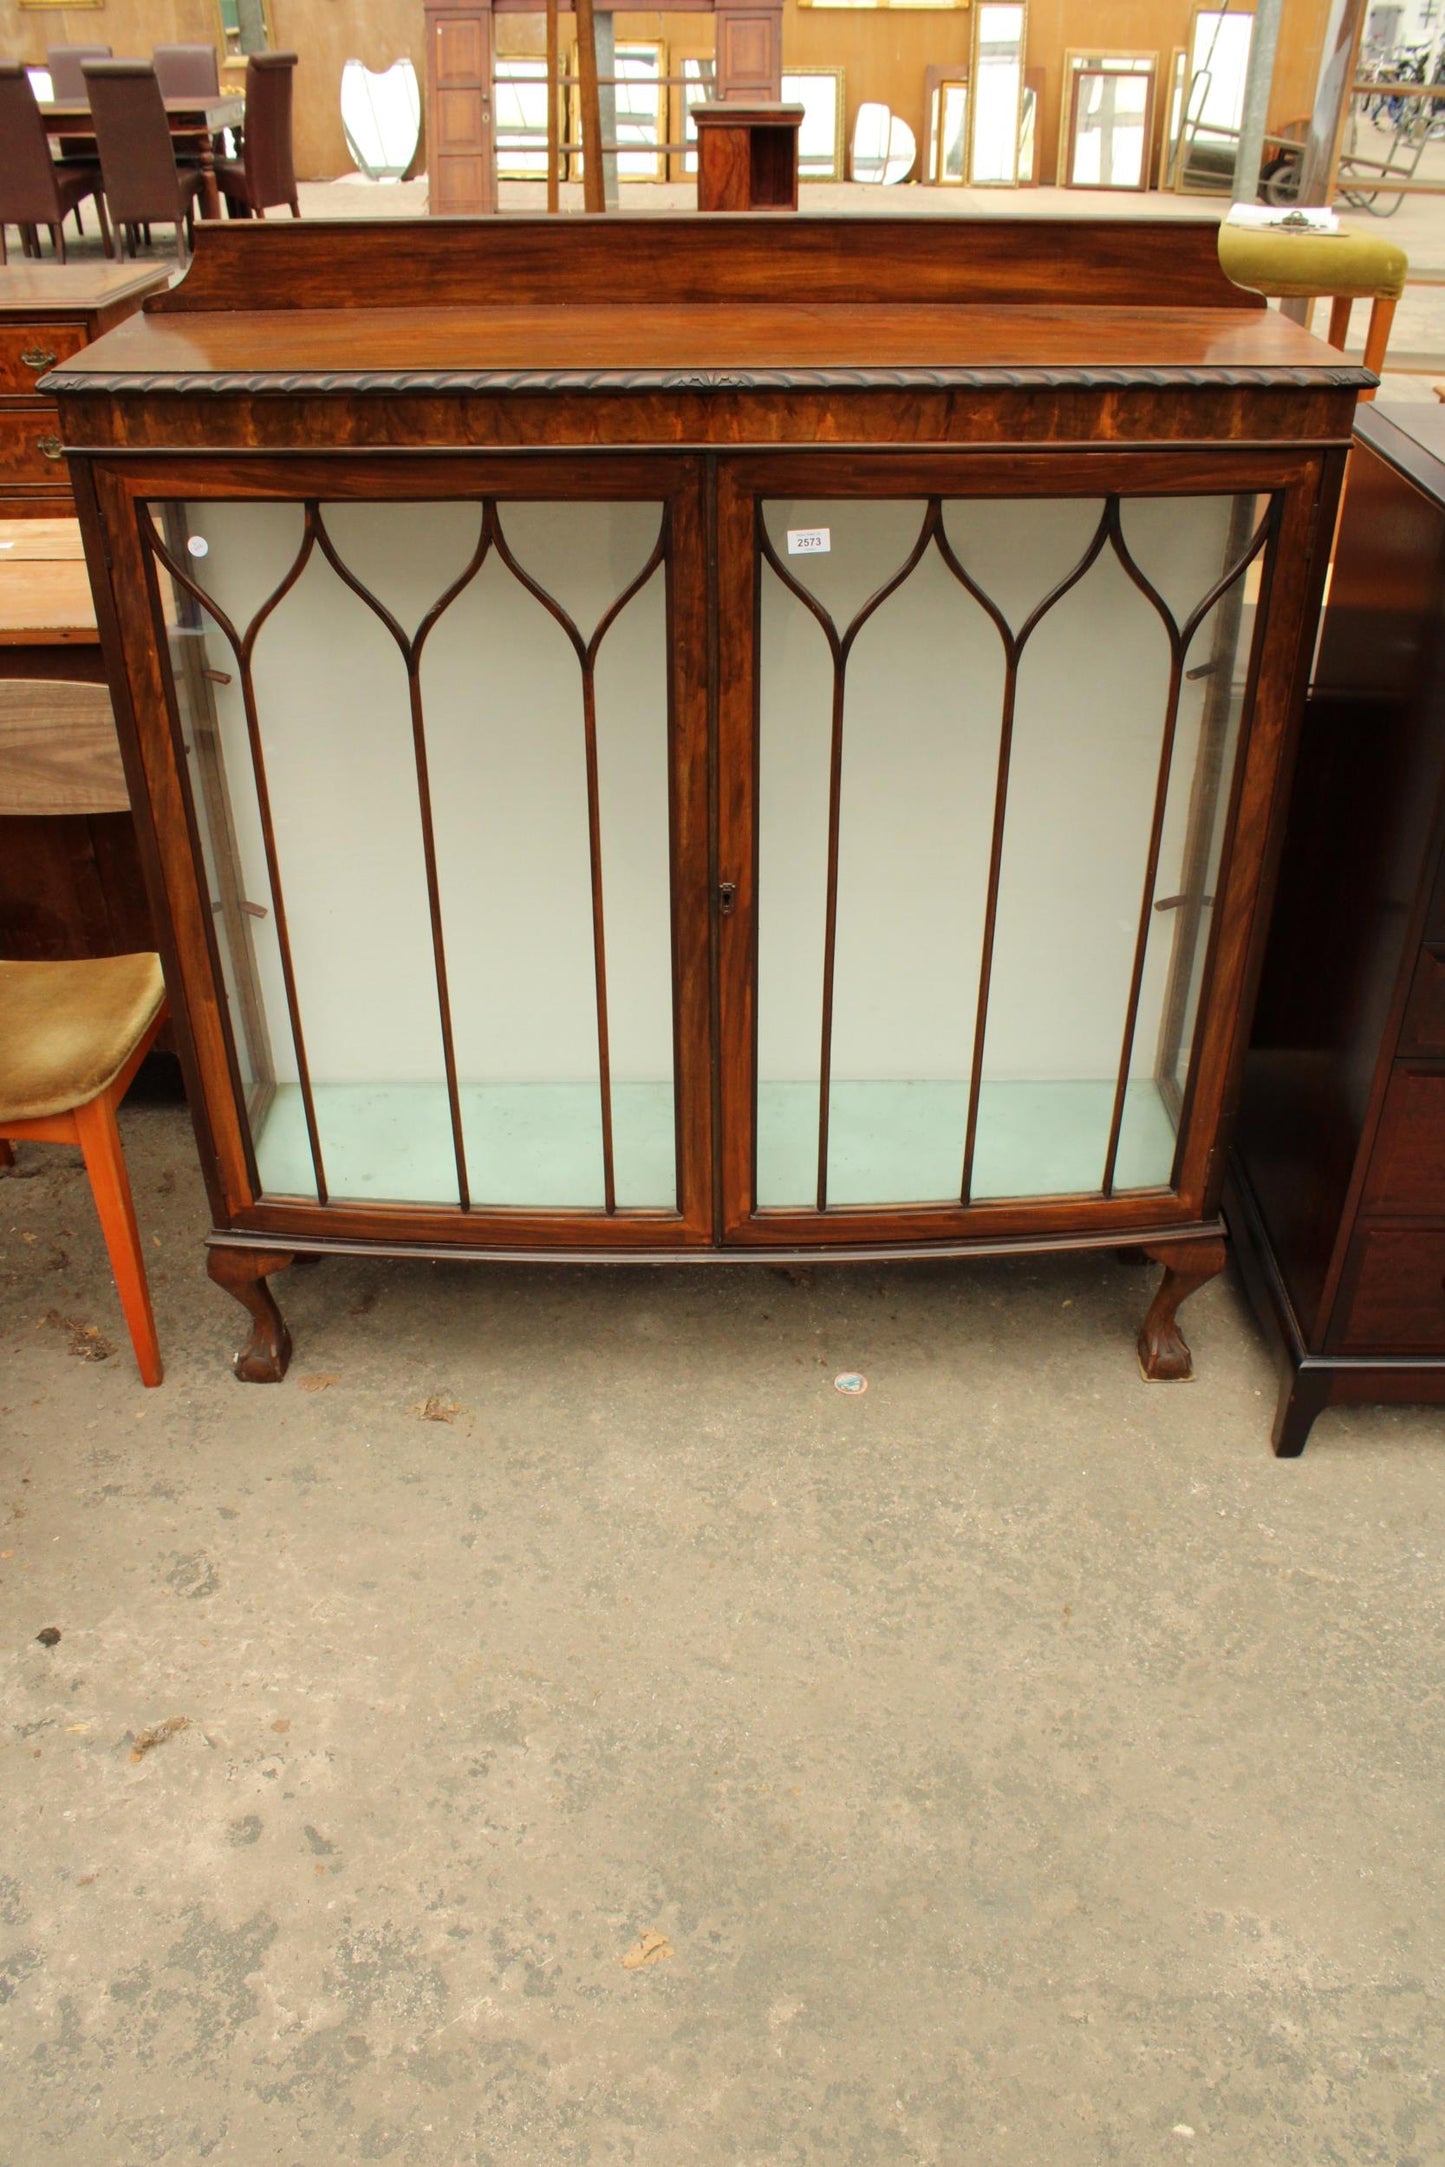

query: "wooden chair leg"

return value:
[72, 1092, 162, 1388]
[94, 191, 114, 260]
[1361, 295, 1398, 400]
[1327, 294, 1353, 350]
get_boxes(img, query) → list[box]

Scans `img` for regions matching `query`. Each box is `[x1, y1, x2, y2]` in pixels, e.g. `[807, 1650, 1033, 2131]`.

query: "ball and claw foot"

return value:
[207, 1246, 296, 1382]
[1137, 1236, 1227, 1381]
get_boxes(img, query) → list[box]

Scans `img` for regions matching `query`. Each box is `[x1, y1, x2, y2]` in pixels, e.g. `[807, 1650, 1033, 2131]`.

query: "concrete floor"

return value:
[2, 1091, 1443, 2165]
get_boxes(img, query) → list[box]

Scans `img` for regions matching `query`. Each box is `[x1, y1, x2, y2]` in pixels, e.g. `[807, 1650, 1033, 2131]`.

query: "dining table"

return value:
[37, 96, 247, 224]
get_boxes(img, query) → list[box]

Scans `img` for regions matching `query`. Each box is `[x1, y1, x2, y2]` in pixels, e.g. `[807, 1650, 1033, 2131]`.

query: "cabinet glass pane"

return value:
[147, 497, 676, 1213]
[755, 491, 1268, 1210]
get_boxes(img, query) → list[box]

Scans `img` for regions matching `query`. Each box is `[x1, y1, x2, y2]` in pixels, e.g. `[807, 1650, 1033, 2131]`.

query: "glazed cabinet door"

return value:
[102, 455, 713, 1249]
[716, 452, 1319, 1246]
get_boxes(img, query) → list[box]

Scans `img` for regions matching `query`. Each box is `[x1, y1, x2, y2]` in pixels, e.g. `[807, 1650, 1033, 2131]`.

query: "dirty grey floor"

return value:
[1, 1089, 1442, 2167]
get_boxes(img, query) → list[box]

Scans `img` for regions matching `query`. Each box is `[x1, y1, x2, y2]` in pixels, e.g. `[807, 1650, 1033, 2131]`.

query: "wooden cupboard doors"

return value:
[95, 452, 716, 1252]
[715, 452, 1324, 1248]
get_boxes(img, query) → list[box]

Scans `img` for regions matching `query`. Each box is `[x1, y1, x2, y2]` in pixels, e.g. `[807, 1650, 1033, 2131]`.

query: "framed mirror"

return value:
[968, 2, 1027, 186]
[341, 58, 422, 181]
[1157, 46, 1188, 187]
[1177, 8, 1255, 194]
[782, 69, 846, 180]
[1059, 52, 1157, 190]
[925, 67, 969, 184]
[1018, 68, 1042, 183]
[851, 103, 915, 185]
[218, 0, 270, 61]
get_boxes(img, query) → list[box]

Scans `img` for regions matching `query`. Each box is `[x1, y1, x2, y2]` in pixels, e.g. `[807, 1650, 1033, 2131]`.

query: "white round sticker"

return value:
[186, 535, 209, 559]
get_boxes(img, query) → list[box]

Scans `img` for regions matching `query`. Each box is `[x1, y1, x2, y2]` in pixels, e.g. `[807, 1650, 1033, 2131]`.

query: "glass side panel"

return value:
[1115, 495, 1262, 1173]
[147, 497, 677, 1214]
[755, 491, 1268, 1211]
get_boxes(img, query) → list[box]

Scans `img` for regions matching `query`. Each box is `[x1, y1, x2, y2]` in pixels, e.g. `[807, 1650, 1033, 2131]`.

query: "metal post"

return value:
[1232, 0, 1284, 202]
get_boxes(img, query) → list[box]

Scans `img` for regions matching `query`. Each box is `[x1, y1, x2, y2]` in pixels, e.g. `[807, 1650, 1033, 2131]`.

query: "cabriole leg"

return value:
[207, 1245, 295, 1382]
[1137, 1235, 1228, 1381]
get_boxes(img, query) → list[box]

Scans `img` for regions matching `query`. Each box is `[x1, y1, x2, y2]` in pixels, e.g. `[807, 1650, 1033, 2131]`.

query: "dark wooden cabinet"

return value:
[0, 266, 168, 515]
[1230, 404, 1445, 1453]
[49, 216, 1360, 1383]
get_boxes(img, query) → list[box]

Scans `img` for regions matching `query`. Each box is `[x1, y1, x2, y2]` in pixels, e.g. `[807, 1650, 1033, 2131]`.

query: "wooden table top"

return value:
[54, 297, 1361, 388]
[38, 95, 245, 128]
[0, 520, 98, 646]
[0, 262, 171, 318]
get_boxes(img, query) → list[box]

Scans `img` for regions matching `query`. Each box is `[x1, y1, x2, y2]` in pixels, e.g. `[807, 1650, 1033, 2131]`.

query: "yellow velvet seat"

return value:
[0, 953, 165, 1122]
[1218, 225, 1408, 400]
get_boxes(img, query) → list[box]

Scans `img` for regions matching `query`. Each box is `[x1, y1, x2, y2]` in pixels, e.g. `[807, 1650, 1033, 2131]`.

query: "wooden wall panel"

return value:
[0, 0, 1330, 188]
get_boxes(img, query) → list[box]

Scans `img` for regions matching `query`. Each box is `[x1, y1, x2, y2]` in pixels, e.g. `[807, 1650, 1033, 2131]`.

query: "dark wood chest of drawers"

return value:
[0, 265, 167, 514]
[1231, 402, 1445, 1452]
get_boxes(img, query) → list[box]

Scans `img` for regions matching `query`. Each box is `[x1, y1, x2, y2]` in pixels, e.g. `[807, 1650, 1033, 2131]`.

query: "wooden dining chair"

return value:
[83, 59, 206, 261]
[217, 52, 300, 219]
[0, 678, 168, 1387]
[0, 62, 112, 265]
[151, 45, 220, 99]
[46, 45, 112, 99]
[44, 43, 113, 169]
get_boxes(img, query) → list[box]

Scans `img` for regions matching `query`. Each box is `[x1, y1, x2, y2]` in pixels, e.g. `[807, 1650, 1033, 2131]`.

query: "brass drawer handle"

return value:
[35, 435, 64, 462]
[21, 347, 58, 371]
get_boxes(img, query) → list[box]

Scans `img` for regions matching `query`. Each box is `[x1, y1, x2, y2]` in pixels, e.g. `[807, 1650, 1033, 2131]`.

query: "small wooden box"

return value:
[694, 103, 803, 212]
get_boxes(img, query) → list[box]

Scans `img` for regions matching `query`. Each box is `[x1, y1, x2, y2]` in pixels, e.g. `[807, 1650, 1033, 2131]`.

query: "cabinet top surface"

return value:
[53, 300, 1359, 392]
[0, 263, 171, 319]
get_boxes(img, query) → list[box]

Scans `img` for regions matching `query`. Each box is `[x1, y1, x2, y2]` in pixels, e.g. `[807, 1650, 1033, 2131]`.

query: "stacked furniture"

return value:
[1231, 404, 1445, 1452]
[48, 216, 1363, 1383]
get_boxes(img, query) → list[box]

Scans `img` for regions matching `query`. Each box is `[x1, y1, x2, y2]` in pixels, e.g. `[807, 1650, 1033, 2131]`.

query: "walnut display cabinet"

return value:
[47, 217, 1363, 1383]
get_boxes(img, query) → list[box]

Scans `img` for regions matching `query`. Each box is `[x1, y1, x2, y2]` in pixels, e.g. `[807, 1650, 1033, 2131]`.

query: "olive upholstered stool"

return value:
[1218, 224, 1408, 400]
